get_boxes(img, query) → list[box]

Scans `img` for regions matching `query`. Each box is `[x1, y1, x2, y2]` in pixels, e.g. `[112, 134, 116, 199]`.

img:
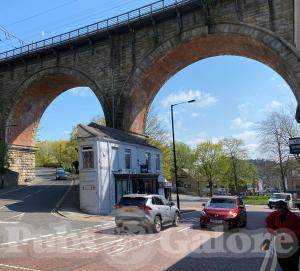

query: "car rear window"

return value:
[207, 198, 236, 209]
[119, 197, 147, 206]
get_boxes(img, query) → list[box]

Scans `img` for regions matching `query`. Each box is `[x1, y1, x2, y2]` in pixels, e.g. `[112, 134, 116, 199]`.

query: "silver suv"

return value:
[114, 194, 180, 233]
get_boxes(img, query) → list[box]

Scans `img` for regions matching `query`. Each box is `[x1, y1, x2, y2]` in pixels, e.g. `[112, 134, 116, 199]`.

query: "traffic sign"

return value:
[289, 137, 300, 154]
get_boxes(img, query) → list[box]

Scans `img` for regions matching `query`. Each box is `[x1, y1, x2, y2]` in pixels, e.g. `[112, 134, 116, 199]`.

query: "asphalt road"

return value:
[0, 173, 299, 271]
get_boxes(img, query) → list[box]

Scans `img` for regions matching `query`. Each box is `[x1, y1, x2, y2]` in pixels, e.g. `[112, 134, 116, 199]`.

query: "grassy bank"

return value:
[243, 196, 269, 205]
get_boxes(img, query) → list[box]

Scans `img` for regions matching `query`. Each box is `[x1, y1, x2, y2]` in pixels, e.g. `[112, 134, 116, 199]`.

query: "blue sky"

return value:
[0, 1, 297, 158]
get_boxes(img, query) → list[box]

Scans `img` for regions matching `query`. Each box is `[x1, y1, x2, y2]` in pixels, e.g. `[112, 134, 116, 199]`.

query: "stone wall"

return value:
[8, 145, 36, 183]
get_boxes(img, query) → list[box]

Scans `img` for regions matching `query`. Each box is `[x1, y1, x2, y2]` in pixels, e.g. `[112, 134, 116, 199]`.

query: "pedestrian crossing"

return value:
[0, 221, 159, 257]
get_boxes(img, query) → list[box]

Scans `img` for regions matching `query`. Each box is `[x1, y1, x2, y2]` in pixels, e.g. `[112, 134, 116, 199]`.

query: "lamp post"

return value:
[171, 99, 196, 209]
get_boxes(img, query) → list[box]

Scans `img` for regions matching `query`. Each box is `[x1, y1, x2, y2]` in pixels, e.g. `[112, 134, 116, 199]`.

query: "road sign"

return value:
[289, 137, 300, 154]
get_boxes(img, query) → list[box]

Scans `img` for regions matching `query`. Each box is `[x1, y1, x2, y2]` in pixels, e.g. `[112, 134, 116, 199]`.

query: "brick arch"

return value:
[6, 66, 105, 146]
[122, 22, 300, 134]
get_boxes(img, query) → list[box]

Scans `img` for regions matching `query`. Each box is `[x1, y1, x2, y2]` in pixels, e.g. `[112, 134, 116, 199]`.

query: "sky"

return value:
[0, 1, 297, 159]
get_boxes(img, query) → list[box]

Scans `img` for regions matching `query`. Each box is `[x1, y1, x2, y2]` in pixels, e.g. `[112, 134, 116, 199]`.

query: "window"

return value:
[82, 146, 94, 169]
[155, 154, 161, 170]
[152, 196, 164, 205]
[124, 149, 131, 169]
[145, 152, 151, 170]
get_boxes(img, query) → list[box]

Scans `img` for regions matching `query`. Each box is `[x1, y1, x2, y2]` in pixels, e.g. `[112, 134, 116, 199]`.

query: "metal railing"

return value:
[0, 0, 193, 62]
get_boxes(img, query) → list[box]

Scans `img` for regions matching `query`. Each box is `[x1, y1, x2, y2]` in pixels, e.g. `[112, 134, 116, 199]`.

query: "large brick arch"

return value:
[122, 22, 300, 134]
[6, 66, 105, 146]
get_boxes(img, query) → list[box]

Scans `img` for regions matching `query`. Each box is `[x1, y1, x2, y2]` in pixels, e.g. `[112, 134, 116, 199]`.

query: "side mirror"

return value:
[170, 202, 175, 207]
[202, 203, 206, 207]
[238, 205, 244, 209]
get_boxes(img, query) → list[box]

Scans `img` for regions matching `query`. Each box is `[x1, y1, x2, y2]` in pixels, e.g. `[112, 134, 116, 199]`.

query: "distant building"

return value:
[77, 123, 166, 215]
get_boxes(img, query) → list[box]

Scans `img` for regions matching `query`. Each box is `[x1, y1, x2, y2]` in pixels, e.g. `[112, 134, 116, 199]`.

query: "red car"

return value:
[200, 196, 247, 229]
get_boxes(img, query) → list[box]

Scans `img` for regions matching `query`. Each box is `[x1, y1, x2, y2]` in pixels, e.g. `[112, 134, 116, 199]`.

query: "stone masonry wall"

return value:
[0, 0, 298, 184]
[8, 145, 36, 183]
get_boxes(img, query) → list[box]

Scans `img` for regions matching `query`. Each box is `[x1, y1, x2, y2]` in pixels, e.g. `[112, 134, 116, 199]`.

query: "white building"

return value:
[77, 123, 165, 215]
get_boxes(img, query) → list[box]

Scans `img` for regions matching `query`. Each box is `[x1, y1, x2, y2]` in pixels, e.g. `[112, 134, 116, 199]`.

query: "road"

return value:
[0, 173, 298, 270]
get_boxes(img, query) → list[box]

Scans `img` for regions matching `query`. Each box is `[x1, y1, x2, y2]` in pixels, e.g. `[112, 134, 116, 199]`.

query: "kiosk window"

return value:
[82, 147, 94, 169]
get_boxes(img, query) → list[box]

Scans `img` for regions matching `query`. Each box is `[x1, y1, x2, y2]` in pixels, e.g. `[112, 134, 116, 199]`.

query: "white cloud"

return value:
[69, 87, 92, 97]
[261, 100, 282, 112]
[237, 102, 251, 114]
[185, 132, 207, 147]
[233, 130, 257, 142]
[230, 117, 255, 130]
[161, 89, 217, 108]
[191, 113, 199, 117]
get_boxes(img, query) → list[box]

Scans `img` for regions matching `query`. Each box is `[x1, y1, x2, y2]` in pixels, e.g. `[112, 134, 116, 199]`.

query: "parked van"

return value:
[268, 192, 300, 210]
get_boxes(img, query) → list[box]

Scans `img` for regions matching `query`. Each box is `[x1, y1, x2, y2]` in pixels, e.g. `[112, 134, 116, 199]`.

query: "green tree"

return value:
[194, 142, 224, 196]
[176, 143, 195, 171]
[221, 138, 257, 194]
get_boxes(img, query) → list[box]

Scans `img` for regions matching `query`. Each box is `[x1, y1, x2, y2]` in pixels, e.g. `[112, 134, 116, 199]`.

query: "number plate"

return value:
[210, 219, 223, 224]
[124, 208, 134, 212]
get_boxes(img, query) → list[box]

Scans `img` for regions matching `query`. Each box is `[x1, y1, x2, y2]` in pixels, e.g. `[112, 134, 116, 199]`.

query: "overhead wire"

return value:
[0, 0, 142, 52]
[5, 0, 81, 27]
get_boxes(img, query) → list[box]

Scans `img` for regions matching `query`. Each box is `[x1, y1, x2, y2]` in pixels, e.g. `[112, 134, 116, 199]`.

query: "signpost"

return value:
[289, 137, 300, 154]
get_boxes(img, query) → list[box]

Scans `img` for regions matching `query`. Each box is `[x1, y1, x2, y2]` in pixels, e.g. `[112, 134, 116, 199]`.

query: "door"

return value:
[153, 196, 171, 224]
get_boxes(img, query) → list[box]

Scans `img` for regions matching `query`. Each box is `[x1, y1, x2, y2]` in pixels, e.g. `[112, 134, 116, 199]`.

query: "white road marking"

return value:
[177, 226, 190, 232]
[0, 241, 17, 246]
[0, 186, 30, 196]
[110, 237, 162, 256]
[56, 231, 67, 235]
[5, 213, 25, 221]
[0, 221, 19, 224]
[39, 234, 54, 238]
[0, 205, 6, 210]
[22, 194, 32, 199]
[22, 237, 37, 242]
[0, 263, 42, 271]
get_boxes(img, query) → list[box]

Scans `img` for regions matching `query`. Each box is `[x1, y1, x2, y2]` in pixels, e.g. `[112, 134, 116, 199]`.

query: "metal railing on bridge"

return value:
[0, 0, 193, 62]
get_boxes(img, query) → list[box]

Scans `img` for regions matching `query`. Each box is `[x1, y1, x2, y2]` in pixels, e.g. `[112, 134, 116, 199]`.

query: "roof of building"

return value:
[77, 122, 159, 149]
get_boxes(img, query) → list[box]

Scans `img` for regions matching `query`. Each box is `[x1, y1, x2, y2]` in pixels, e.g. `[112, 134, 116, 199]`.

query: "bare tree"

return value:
[257, 111, 290, 192]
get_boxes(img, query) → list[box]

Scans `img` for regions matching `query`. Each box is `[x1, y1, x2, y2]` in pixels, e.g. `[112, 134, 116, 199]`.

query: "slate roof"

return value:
[77, 122, 158, 149]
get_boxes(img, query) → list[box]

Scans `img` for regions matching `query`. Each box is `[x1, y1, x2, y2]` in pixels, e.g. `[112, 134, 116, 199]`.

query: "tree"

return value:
[257, 111, 291, 192]
[194, 142, 224, 196]
[176, 143, 195, 171]
[222, 138, 256, 194]
[145, 110, 172, 180]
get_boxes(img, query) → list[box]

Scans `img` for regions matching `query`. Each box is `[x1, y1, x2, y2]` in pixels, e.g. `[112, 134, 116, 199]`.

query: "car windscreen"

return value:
[206, 198, 236, 209]
[271, 194, 286, 199]
[119, 197, 147, 206]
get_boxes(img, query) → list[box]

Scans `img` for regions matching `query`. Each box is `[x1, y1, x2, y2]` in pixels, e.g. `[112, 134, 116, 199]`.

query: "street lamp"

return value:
[171, 99, 196, 209]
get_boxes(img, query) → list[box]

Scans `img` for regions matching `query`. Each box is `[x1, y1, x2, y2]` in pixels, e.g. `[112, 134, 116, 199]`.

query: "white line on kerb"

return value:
[0, 263, 42, 271]
[177, 227, 190, 232]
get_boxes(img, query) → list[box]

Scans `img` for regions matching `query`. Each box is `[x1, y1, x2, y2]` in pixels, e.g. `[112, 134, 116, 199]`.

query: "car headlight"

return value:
[228, 211, 238, 218]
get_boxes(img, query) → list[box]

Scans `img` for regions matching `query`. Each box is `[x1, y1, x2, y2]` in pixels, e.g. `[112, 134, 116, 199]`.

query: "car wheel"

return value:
[153, 216, 162, 233]
[200, 223, 207, 229]
[241, 215, 247, 228]
[173, 212, 180, 227]
[269, 205, 273, 209]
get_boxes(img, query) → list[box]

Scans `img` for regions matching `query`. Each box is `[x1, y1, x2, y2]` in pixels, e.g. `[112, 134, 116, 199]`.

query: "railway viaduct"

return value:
[0, 0, 300, 182]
